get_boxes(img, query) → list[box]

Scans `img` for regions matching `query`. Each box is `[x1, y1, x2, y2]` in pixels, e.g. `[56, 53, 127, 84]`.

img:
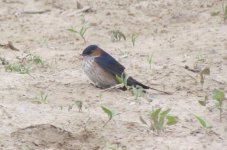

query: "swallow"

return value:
[82, 45, 149, 90]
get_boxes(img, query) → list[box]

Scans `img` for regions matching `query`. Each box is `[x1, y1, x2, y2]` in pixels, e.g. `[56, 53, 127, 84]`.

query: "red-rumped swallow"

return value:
[82, 45, 149, 89]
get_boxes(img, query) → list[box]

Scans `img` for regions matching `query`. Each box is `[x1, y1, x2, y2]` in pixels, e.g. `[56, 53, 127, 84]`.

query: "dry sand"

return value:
[0, 0, 227, 149]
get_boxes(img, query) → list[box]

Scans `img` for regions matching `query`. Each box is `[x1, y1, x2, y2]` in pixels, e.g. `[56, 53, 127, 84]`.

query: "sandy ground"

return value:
[0, 0, 227, 150]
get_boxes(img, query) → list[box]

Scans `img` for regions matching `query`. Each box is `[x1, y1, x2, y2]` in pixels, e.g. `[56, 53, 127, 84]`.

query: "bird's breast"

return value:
[82, 56, 117, 88]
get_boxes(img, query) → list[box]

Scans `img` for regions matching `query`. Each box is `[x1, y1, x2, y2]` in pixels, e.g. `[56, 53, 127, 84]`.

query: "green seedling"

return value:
[5, 63, 30, 74]
[196, 53, 206, 63]
[101, 106, 118, 127]
[116, 74, 129, 89]
[68, 100, 83, 112]
[119, 50, 129, 58]
[212, 89, 225, 121]
[198, 95, 208, 106]
[131, 33, 138, 46]
[147, 54, 153, 69]
[131, 86, 144, 100]
[140, 108, 177, 133]
[33, 92, 48, 104]
[195, 115, 212, 129]
[68, 22, 89, 43]
[211, 11, 220, 16]
[116, 74, 145, 99]
[199, 67, 210, 86]
[111, 30, 126, 42]
[28, 55, 43, 65]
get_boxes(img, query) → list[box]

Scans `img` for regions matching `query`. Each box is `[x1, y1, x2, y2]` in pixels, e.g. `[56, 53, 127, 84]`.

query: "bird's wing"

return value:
[95, 51, 125, 76]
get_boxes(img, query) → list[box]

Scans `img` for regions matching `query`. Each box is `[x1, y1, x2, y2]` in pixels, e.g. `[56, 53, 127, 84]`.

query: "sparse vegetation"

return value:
[111, 30, 126, 42]
[68, 20, 89, 43]
[147, 54, 153, 69]
[68, 100, 83, 112]
[131, 86, 144, 100]
[33, 92, 48, 104]
[212, 89, 225, 121]
[195, 115, 212, 130]
[198, 95, 208, 106]
[131, 33, 138, 46]
[140, 108, 177, 133]
[119, 50, 129, 58]
[5, 63, 30, 74]
[101, 106, 119, 127]
[199, 67, 210, 86]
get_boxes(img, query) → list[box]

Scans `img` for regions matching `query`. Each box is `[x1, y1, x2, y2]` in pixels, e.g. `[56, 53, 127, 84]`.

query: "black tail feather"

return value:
[125, 76, 171, 95]
[127, 76, 150, 89]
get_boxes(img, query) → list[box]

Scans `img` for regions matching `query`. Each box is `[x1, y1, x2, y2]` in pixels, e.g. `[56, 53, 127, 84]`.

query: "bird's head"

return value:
[82, 45, 101, 57]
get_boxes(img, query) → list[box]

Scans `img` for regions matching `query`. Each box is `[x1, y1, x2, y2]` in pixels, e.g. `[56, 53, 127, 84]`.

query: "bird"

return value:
[81, 45, 150, 90]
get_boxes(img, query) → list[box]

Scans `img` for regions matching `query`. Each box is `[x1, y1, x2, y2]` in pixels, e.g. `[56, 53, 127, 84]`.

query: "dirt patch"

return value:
[11, 124, 103, 150]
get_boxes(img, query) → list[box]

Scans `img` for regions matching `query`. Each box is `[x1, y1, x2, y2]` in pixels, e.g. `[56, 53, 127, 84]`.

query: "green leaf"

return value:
[150, 108, 161, 126]
[201, 67, 210, 75]
[195, 115, 208, 128]
[158, 108, 171, 129]
[195, 115, 206, 127]
[67, 28, 77, 33]
[116, 75, 123, 84]
[101, 106, 113, 120]
[198, 100, 206, 106]
[166, 115, 177, 125]
[212, 89, 225, 102]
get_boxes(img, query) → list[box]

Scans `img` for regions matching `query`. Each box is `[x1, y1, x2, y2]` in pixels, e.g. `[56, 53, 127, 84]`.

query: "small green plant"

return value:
[33, 92, 48, 104]
[116, 74, 129, 89]
[101, 106, 118, 127]
[140, 108, 177, 133]
[147, 54, 153, 69]
[28, 55, 43, 65]
[198, 95, 208, 106]
[131, 33, 138, 46]
[131, 86, 144, 100]
[116, 75, 144, 99]
[196, 53, 206, 63]
[68, 22, 89, 43]
[111, 30, 126, 42]
[68, 100, 83, 112]
[199, 67, 210, 86]
[212, 89, 225, 121]
[119, 50, 129, 58]
[5, 63, 30, 74]
[195, 115, 212, 129]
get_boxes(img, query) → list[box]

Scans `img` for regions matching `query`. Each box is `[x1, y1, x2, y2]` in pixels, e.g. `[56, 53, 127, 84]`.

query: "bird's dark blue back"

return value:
[95, 49, 125, 76]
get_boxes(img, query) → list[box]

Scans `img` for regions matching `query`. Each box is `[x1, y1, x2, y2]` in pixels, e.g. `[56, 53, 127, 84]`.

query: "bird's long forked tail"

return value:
[126, 76, 171, 95]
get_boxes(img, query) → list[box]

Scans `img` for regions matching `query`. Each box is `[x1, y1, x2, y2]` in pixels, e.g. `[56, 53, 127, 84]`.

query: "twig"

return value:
[184, 65, 199, 73]
[21, 9, 51, 14]
[102, 84, 124, 92]
[0, 41, 19, 51]
[66, 6, 92, 16]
